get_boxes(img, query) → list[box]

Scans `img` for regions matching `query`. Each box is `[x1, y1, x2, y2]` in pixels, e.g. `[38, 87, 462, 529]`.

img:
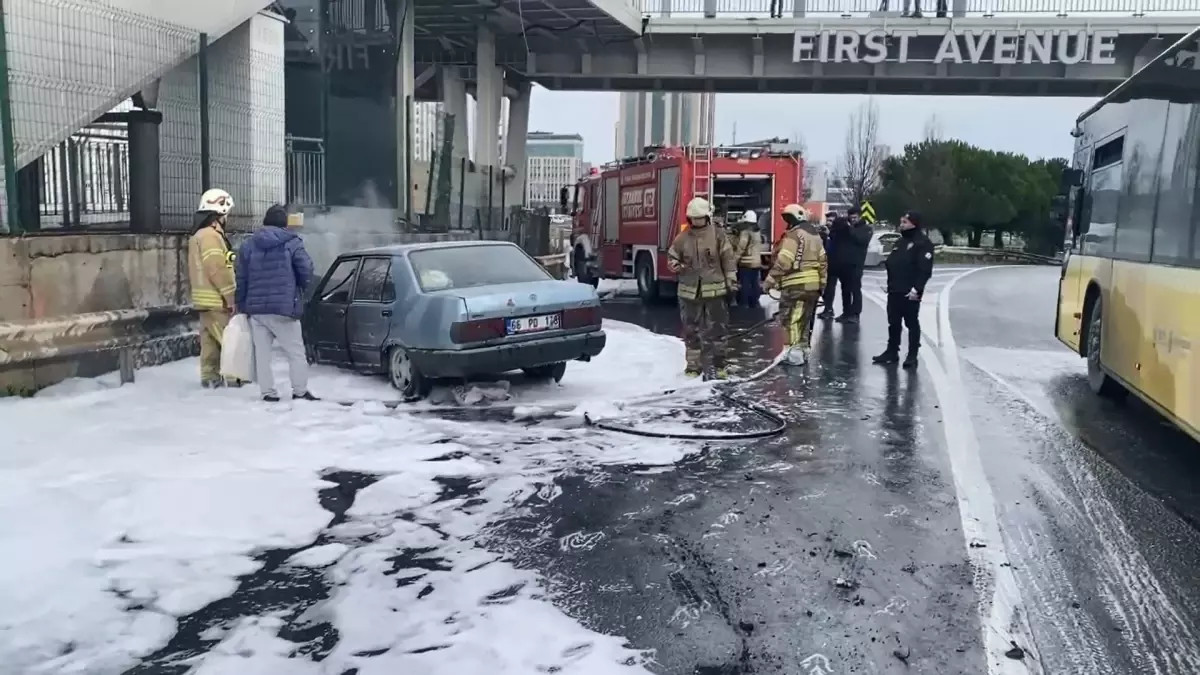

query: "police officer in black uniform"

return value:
[873, 211, 934, 370]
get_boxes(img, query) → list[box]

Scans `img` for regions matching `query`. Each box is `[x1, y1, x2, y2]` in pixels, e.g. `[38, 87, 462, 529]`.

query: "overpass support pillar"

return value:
[394, 0, 415, 218]
[504, 82, 530, 210]
[474, 26, 501, 169]
[441, 65, 469, 158]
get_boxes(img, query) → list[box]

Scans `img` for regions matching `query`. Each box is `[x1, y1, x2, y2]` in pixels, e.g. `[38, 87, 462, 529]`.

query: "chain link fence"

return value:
[410, 105, 513, 235]
[0, 4, 286, 234]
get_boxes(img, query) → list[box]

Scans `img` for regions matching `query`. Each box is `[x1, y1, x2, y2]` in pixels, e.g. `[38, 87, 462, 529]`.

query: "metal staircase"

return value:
[7, 0, 271, 171]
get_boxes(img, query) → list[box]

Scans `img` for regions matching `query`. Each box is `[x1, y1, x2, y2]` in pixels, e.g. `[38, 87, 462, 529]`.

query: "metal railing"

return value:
[286, 135, 326, 208]
[640, 0, 1200, 15]
[39, 122, 129, 228]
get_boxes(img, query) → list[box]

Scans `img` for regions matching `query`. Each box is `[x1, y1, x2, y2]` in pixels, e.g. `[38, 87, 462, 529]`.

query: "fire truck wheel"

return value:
[635, 253, 661, 305]
[573, 246, 598, 287]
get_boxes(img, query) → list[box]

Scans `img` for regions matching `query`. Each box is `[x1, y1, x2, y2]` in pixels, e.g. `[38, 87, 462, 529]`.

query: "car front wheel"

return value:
[388, 346, 431, 401]
[523, 362, 567, 383]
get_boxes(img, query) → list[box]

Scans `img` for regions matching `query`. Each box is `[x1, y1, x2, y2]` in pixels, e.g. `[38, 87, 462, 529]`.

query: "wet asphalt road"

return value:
[497, 265, 1200, 674]
[950, 266, 1200, 674]
[491, 292, 986, 674]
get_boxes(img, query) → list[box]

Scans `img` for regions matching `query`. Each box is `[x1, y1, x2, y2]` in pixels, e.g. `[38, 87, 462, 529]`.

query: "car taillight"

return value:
[450, 318, 505, 344]
[562, 306, 601, 329]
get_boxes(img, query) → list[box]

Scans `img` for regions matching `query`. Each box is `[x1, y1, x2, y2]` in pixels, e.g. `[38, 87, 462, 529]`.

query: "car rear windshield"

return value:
[409, 244, 551, 291]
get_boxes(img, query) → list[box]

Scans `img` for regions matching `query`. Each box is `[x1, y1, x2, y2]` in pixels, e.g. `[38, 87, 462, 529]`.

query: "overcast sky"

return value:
[527, 87, 1088, 166]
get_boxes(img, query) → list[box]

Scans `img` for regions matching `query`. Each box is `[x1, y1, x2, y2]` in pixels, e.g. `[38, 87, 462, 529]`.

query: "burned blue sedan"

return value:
[301, 241, 606, 400]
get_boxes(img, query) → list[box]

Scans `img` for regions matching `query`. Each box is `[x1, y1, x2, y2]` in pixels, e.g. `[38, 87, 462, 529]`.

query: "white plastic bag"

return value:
[220, 314, 255, 382]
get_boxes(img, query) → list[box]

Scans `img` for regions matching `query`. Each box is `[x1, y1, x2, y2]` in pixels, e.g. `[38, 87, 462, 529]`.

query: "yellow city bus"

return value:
[1056, 26, 1200, 442]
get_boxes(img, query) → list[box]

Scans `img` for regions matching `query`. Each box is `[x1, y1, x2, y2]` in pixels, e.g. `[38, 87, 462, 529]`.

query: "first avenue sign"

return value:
[792, 28, 1118, 65]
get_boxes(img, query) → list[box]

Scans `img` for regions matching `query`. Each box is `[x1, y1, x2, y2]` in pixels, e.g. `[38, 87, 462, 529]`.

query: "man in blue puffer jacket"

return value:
[235, 204, 318, 402]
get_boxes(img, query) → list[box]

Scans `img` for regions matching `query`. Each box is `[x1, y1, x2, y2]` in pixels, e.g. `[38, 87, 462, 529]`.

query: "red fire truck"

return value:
[566, 144, 805, 304]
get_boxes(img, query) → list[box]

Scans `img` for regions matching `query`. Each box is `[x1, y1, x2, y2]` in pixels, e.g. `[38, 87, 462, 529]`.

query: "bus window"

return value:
[1151, 102, 1199, 264]
[1115, 102, 1168, 262]
[1083, 162, 1121, 256]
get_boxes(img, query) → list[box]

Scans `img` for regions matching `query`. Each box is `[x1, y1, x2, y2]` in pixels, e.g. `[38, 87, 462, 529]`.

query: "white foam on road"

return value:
[0, 319, 691, 675]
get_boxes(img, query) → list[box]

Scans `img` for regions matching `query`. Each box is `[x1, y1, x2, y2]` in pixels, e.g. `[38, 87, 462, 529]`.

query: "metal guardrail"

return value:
[0, 305, 197, 391]
[640, 0, 1200, 15]
[937, 245, 1061, 264]
[286, 135, 326, 208]
[39, 123, 129, 228]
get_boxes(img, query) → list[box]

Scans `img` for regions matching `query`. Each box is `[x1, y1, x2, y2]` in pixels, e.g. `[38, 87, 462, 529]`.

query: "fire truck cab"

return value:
[566, 144, 804, 304]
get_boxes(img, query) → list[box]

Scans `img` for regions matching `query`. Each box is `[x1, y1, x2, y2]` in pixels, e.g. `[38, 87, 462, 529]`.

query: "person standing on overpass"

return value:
[873, 211, 934, 370]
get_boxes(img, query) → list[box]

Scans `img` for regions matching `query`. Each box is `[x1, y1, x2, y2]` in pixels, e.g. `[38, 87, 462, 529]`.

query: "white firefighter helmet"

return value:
[197, 188, 234, 215]
[685, 197, 713, 219]
[420, 268, 452, 290]
[781, 203, 807, 221]
[740, 210, 758, 225]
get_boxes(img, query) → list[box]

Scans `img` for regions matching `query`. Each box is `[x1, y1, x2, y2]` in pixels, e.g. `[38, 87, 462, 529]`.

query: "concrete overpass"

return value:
[512, 16, 1200, 96]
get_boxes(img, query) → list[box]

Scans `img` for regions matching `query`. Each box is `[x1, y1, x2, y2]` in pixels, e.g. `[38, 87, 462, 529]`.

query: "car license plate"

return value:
[507, 313, 560, 334]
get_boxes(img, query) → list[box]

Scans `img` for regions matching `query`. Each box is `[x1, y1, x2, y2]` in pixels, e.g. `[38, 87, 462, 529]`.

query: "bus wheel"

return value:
[1085, 298, 1127, 400]
[635, 253, 661, 305]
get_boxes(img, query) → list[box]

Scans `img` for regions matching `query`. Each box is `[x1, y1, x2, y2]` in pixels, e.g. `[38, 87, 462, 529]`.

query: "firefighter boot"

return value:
[785, 346, 807, 366]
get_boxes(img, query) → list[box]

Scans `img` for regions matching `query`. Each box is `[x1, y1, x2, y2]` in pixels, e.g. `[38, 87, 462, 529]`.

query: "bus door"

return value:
[1057, 177, 1090, 350]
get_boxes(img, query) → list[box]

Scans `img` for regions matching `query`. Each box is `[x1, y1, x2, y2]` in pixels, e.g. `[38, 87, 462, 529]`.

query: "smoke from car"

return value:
[292, 182, 398, 275]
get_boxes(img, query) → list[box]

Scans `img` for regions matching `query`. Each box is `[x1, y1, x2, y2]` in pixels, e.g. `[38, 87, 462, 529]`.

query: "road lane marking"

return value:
[864, 269, 1039, 675]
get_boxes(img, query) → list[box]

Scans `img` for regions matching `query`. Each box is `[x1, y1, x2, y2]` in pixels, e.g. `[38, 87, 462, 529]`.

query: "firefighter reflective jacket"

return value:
[732, 229, 763, 269]
[188, 224, 236, 310]
[667, 222, 737, 300]
[767, 226, 827, 293]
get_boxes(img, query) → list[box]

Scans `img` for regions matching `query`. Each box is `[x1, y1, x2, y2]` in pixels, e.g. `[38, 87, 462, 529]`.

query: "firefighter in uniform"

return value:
[763, 204, 827, 366]
[667, 197, 738, 379]
[187, 188, 239, 388]
[731, 210, 763, 308]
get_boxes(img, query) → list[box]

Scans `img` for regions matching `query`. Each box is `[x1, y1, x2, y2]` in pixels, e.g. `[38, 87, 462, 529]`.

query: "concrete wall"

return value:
[159, 13, 287, 230]
[0, 221, 520, 394]
[0, 234, 187, 322]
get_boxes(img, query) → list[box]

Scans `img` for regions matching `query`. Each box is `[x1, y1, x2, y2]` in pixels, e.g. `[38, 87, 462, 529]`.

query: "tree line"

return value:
[836, 100, 1069, 255]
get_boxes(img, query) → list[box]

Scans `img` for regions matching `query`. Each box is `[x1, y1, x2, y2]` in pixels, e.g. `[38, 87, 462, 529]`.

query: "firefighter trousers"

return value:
[199, 310, 230, 384]
[778, 290, 821, 348]
[680, 296, 729, 371]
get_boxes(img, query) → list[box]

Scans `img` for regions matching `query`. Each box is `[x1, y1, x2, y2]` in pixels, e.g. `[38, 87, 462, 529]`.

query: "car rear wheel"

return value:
[1085, 298, 1126, 400]
[388, 346, 431, 401]
[523, 361, 567, 383]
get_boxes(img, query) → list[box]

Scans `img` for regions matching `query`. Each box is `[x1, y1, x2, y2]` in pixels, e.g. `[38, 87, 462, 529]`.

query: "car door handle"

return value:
[381, 309, 392, 317]
[334, 308, 345, 317]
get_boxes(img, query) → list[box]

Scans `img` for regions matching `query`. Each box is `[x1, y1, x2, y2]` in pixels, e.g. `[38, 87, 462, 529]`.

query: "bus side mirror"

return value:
[559, 186, 570, 213]
[1061, 169, 1084, 191]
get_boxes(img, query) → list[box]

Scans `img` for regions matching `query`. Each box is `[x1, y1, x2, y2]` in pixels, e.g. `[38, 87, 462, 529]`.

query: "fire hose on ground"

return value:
[582, 290, 792, 441]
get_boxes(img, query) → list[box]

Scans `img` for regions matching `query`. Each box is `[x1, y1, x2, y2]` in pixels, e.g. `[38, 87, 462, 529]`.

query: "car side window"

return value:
[352, 257, 392, 302]
[382, 263, 397, 303]
[318, 258, 360, 304]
